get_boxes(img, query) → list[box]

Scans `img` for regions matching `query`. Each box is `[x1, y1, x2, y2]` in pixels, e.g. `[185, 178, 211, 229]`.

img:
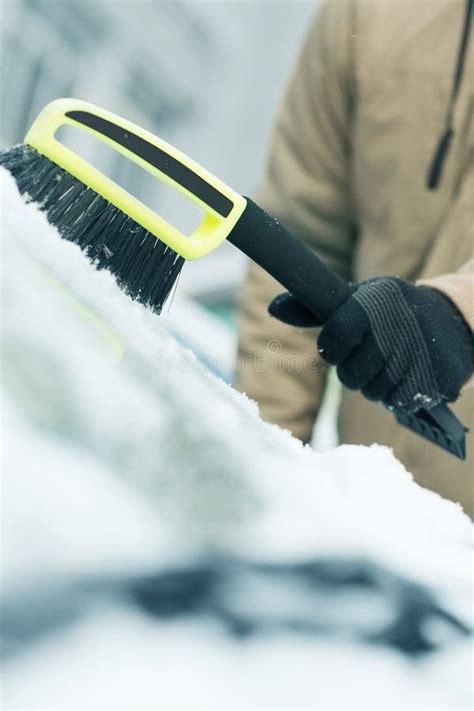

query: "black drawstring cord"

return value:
[427, 0, 473, 189]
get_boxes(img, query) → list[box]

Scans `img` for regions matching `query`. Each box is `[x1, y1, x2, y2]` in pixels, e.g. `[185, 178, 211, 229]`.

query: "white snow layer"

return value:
[0, 168, 472, 710]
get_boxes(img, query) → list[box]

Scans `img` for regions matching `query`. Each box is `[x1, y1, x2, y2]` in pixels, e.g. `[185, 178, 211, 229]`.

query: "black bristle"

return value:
[0, 144, 184, 313]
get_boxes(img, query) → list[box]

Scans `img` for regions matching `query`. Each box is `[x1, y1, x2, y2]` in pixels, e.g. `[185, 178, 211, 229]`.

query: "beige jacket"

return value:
[236, 0, 474, 515]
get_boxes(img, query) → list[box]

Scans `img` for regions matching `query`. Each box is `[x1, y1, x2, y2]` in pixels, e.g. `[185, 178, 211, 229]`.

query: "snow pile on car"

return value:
[1, 168, 472, 710]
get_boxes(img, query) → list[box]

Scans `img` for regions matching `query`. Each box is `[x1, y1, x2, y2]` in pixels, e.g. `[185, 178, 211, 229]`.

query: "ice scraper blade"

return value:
[395, 406, 467, 460]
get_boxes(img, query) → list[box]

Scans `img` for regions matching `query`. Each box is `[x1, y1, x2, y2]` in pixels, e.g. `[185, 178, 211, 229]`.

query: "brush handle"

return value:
[228, 198, 467, 459]
[229, 199, 352, 320]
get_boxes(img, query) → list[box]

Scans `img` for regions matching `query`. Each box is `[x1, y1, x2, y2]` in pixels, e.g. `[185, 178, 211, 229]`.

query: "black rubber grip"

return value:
[228, 198, 352, 322]
[65, 110, 233, 218]
[228, 198, 467, 459]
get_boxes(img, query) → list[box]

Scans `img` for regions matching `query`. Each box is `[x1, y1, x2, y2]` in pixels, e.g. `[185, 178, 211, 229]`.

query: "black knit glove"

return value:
[269, 277, 473, 414]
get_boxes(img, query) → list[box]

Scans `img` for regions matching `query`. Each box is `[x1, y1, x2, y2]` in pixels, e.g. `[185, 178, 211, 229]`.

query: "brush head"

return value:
[1, 144, 184, 312]
[1, 99, 247, 312]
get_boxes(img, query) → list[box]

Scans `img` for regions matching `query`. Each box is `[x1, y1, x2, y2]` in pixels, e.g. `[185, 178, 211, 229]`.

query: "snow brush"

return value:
[0, 98, 467, 459]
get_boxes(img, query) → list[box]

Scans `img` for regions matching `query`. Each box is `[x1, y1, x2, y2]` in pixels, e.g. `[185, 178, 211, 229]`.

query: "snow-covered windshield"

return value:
[1, 169, 472, 709]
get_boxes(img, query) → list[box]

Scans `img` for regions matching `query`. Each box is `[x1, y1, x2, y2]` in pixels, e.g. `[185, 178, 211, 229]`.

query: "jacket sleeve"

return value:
[235, 0, 356, 442]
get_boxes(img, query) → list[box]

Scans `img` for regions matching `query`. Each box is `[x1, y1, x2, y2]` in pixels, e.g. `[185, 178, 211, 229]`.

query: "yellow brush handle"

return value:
[25, 98, 247, 260]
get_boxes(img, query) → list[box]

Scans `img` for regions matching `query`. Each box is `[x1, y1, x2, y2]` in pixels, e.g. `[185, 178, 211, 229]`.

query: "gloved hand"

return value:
[269, 277, 473, 413]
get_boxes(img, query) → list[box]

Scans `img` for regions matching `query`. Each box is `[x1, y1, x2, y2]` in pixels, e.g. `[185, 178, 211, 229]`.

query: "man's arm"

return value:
[236, 0, 356, 441]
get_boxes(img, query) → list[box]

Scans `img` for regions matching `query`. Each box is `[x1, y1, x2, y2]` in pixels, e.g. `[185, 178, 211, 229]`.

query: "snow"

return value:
[159, 295, 237, 383]
[1, 168, 472, 709]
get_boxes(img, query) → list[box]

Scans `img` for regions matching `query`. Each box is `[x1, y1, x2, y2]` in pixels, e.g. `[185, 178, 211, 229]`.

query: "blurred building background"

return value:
[0, 0, 314, 322]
